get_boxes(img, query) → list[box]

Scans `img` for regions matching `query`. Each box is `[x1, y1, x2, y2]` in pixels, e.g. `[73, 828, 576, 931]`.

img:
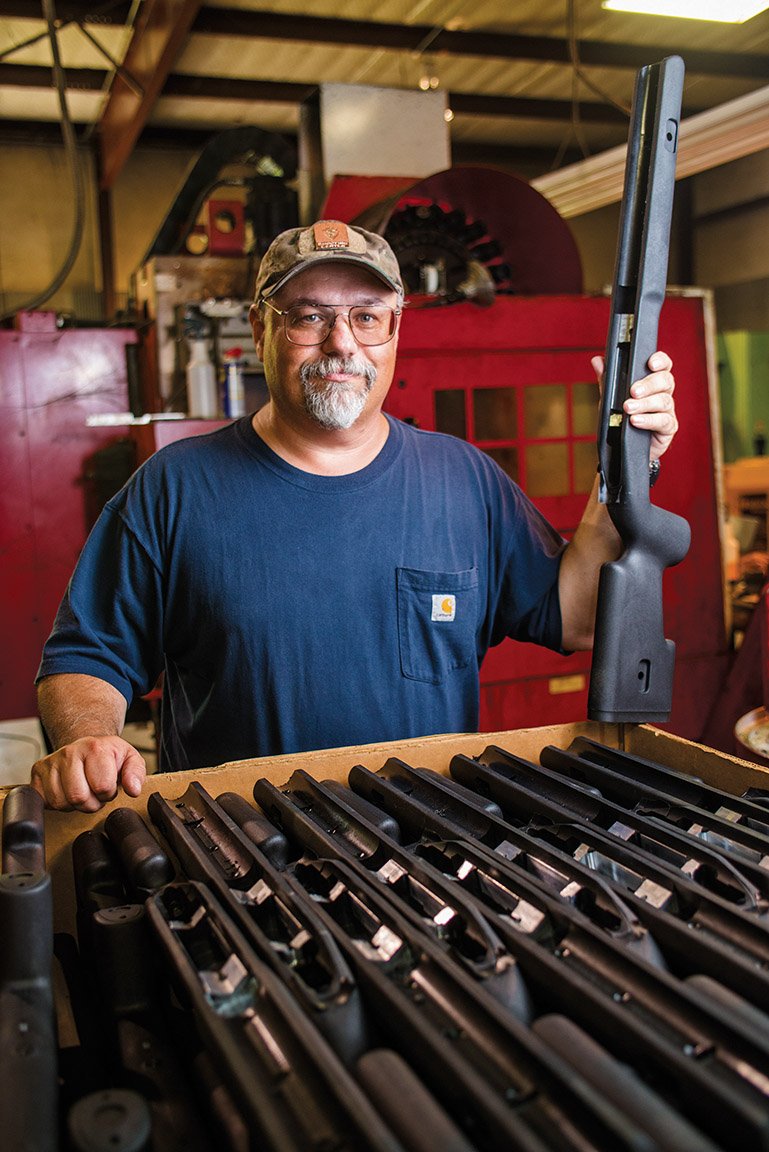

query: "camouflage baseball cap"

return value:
[255, 219, 404, 300]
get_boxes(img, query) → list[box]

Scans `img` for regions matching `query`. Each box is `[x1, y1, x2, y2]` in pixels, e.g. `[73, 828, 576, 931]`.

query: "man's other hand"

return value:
[31, 736, 146, 813]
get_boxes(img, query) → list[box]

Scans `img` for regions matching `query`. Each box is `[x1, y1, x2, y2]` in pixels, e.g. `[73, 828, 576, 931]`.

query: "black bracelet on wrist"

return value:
[649, 458, 661, 488]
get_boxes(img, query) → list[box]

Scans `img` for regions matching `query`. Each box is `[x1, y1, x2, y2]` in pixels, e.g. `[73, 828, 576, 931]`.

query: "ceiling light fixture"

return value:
[532, 81, 769, 217]
[603, 0, 769, 22]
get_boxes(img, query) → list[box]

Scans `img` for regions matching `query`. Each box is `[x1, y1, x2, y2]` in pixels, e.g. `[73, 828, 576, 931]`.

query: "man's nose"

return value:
[322, 311, 359, 353]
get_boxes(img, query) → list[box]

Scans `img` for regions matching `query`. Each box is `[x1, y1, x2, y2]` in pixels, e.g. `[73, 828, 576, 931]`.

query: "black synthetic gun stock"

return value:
[2, 782, 47, 874]
[445, 749, 769, 938]
[146, 880, 405, 1152]
[452, 747, 769, 910]
[563, 735, 769, 836]
[257, 787, 736, 1152]
[350, 758, 769, 999]
[251, 771, 530, 1014]
[154, 785, 668, 1149]
[343, 765, 769, 1149]
[537, 742, 769, 877]
[278, 768, 769, 1053]
[70, 824, 220, 1151]
[284, 853, 691, 1152]
[589, 54, 691, 723]
[147, 783, 369, 1065]
[0, 786, 57, 1152]
[341, 759, 664, 955]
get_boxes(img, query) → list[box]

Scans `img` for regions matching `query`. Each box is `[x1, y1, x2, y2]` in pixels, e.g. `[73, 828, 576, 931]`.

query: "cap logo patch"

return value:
[314, 220, 350, 249]
[298, 220, 369, 257]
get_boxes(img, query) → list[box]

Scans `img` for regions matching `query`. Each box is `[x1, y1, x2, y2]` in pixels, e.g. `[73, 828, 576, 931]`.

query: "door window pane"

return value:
[574, 440, 598, 493]
[572, 382, 600, 436]
[474, 388, 517, 440]
[525, 443, 569, 496]
[435, 389, 466, 439]
[524, 384, 567, 439]
[483, 446, 519, 484]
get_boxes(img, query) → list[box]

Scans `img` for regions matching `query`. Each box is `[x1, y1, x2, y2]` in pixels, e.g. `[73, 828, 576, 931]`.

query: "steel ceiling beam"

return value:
[0, 116, 585, 168]
[190, 8, 769, 79]
[0, 62, 647, 125]
[0, 2, 765, 80]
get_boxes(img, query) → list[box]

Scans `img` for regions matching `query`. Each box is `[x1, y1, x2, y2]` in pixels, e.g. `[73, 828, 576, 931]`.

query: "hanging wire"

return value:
[567, 0, 631, 115]
[0, 0, 87, 322]
[0, 0, 127, 62]
[550, 0, 632, 170]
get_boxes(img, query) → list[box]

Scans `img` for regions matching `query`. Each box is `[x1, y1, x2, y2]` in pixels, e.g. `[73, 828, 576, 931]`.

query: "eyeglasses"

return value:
[261, 299, 401, 346]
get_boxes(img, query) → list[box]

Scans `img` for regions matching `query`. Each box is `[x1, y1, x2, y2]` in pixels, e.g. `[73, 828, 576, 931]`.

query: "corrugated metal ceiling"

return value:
[1, 0, 768, 177]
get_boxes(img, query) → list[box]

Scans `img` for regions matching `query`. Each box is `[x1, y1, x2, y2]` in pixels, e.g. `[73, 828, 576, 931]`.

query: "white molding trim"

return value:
[532, 83, 769, 218]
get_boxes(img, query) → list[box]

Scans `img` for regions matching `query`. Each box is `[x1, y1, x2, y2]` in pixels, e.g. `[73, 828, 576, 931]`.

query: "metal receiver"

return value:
[588, 54, 691, 724]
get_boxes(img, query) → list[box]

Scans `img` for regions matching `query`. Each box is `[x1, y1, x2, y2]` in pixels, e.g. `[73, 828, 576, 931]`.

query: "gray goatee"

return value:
[300, 356, 378, 430]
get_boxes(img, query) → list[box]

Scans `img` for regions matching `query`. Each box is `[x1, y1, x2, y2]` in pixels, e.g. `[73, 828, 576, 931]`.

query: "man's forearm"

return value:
[33, 675, 145, 812]
[37, 673, 129, 750]
[558, 477, 622, 652]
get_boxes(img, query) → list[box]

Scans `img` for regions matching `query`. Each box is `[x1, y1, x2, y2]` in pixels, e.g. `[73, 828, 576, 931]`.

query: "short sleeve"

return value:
[37, 501, 165, 703]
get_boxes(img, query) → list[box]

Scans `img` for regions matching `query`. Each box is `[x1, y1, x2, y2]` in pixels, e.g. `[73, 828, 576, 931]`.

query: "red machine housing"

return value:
[0, 321, 136, 721]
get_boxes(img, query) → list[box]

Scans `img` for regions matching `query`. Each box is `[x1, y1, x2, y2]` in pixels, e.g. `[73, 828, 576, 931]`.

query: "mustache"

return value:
[299, 356, 377, 388]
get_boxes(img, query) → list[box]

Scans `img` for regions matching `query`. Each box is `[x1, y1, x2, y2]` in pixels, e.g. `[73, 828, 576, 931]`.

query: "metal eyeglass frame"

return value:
[261, 298, 401, 346]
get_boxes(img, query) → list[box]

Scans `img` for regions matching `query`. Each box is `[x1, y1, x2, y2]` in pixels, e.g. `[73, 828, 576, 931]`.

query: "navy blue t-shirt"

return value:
[39, 415, 566, 770]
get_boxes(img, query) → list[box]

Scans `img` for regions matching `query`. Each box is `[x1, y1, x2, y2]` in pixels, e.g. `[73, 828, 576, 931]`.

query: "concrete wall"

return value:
[0, 140, 196, 320]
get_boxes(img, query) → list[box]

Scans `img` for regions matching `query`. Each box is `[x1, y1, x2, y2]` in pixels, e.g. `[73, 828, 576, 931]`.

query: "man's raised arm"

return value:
[558, 350, 678, 652]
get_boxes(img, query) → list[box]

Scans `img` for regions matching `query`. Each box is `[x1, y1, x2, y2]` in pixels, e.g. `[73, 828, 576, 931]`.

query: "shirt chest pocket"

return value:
[396, 567, 479, 684]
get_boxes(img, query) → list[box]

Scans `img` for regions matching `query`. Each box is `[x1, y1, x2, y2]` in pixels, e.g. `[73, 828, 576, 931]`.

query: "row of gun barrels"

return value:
[4, 737, 769, 1151]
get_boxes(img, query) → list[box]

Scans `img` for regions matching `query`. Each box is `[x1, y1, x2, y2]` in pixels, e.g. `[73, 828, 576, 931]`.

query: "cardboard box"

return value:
[10, 720, 769, 941]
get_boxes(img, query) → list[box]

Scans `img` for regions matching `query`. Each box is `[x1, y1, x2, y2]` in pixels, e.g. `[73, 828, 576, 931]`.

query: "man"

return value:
[32, 220, 678, 812]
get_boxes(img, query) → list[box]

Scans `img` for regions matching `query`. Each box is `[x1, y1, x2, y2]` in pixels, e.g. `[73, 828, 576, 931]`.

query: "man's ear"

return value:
[249, 303, 265, 360]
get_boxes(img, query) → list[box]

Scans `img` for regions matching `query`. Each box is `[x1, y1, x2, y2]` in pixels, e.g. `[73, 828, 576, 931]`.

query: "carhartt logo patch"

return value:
[432, 594, 456, 622]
